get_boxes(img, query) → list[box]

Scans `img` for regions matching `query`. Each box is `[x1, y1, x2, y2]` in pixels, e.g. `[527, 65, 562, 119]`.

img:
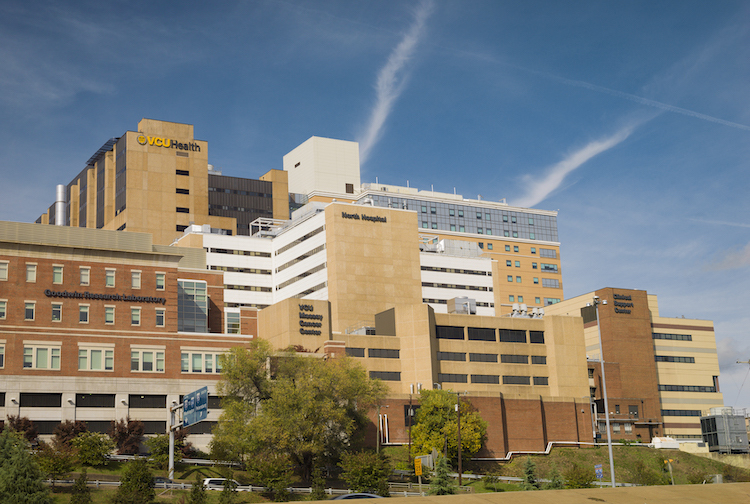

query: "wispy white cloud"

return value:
[358, 0, 434, 164]
[690, 218, 750, 229]
[707, 242, 750, 271]
[512, 125, 635, 208]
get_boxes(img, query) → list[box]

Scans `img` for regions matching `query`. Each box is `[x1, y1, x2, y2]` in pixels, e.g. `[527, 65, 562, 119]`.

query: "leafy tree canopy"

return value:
[410, 389, 487, 463]
[0, 429, 52, 503]
[111, 457, 154, 504]
[339, 451, 392, 497]
[72, 432, 115, 467]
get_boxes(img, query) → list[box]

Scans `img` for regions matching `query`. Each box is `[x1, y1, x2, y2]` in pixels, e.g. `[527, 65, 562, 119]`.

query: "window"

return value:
[661, 409, 701, 417]
[458, 210, 464, 218]
[131, 349, 165, 372]
[437, 351, 466, 361]
[477, 228, 483, 234]
[53, 265, 63, 284]
[19, 393, 61, 407]
[79, 305, 89, 324]
[629, 405, 639, 417]
[469, 353, 497, 362]
[369, 371, 401, 381]
[511, 216, 517, 224]
[530, 233, 535, 240]
[615, 404, 620, 414]
[459, 225, 465, 232]
[76, 394, 115, 408]
[505, 245, 510, 251]
[421, 206, 427, 213]
[504, 230, 510, 237]
[0, 344, 4, 367]
[529, 218, 534, 225]
[486, 228, 492, 235]
[503, 215, 508, 222]
[449, 208, 455, 216]
[540, 248, 557, 258]
[155, 273, 165, 290]
[431, 207, 436, 214]
[529, 331, 545, 343]
[450, 224, 456, 231]
[79, 347, 114, 371]
[105, 269, 115, 287]
[533, 277, 539, 284]
[0, 300, 5, 320]
[26, 264, 37, 282]
[176, 169, 189, 176]
[155, 308, 165, 327]
[533, 376, 549, 386]
[541, 263, 558, 273]
[518, 296, 523, 302]
[624, 423, 632, 434]
[131, 271, 141, 289]
[507, 275, 513, 282]
[25, 302, 35, 321]
[499, 329, 526, 343]
[588, 368, 595, 378]
[226, 311, 240, 334]
[532, 262, 537, 269]
[476, 212, 482, 219]
[345, 347, 365, 357]
[531, 247, 536, 254]
[516, 276, 522, 283]
[503, 375, 530, 385]
[478, 242, 484, 249]
[129, 395, 166, 408]
[655, 355, 695, 363]
[471, 375, 499, 384]
[542, 279, 560, 288]
[544, 298, 561, 305]
[176, 207, 190, 213]
[436, 326, 464, 340]
[513, 246, 519, 252]
[488, 243, 493, 250]
[369, 348, 400, 359]
[345, 183, 354, 194]
[80, 267, 90, 286]
[515, 261, 520, 267]
[178, 280, 208, 333]
[181, 351, 224, 374]
[131, 307, 141, 326]
[531, 355, 546, 365]
[501, 354, 528, 364]
[422, 221, 428, 229]
[513, 232, 518, 238]
[509, 295, 514, 302]
[105, 306, 114, 324]
[485, 213, 491, 220]
[505, 260, 511, 267]
[176, 188, 189, 194]
[0, 261, 7, 281]
[51, 303, 62, 322]
[438, 373, 467, 383]
[468, 327, 495, 341]
[612, 422, 620, 433]
[431, 222, 438, 229]
[653, 333, 692, 341]
[535, 297, 540, 304]
[23, 344, 61, 369]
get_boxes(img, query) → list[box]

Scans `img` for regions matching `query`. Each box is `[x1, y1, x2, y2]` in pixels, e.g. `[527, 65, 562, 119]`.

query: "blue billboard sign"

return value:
[183, 386, 208, 428]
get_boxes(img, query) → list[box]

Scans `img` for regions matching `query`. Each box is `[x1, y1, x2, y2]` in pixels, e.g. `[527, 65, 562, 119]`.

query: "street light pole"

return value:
[594, 296, 616, 487]
[456, 392, 462, 486]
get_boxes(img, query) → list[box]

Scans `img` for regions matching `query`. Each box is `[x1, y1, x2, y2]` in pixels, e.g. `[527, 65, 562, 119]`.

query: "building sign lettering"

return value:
[44, 289, 166, 305]
[341, 211, 387, 223]
[613, 293, 633, 314]
[137, 135, 201, 152]
[298, 303, 323, 335]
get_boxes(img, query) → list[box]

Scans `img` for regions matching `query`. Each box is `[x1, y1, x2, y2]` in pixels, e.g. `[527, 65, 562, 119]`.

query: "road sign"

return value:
[595, 464, 603, 480]
[414, 458, 422, 476]
[183, 386, 208, 428]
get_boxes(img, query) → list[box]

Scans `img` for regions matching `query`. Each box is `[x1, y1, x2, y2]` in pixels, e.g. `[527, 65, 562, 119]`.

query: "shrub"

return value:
[563, 463, 595, 489]
[72, 432, 115, 467]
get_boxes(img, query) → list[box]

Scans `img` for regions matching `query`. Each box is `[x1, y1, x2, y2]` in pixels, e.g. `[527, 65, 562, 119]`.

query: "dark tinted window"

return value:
[76, 394, 115, 408]
[129, 395, 166, 409]
[436, 326, 464, 340]
[345, 347, 365, 357]
[529, 331, 545, 344]
[468, 327, 495, 341]
[20, 393, 61, 408]
[499, 330, 526, 343]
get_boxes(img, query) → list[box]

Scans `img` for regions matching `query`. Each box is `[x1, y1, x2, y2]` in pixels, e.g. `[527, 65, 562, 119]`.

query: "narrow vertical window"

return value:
[131, 307, 141, 326]
[79, 305, 89, 323]
[105, 269, 115, 288]
[25, 302, 35, 320]
[52, 265, 63, 284]
[51, 303, 62, 322]
[156, 273, 165, 290]
[155, 309, 165, 327]
[131, 271, 141, 289]
[80, 267, 90, 286]
[26, 264, 37, 283]
[105, 306, 115, 324]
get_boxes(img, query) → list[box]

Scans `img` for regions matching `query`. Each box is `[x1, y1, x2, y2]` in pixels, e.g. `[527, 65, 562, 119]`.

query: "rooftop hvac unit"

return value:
[448, 297, 476, 315]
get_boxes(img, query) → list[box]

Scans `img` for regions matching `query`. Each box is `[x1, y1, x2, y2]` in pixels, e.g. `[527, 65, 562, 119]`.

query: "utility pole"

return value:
[593, 296, 616, 488]
[456, 391, 463, 486]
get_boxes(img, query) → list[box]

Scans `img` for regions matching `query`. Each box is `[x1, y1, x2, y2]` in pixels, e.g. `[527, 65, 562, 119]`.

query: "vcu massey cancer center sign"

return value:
[137, 134, 201, 152]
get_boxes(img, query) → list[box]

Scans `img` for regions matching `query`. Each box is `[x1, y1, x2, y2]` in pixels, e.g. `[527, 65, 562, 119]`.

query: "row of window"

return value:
[435, 326, 545, 344]
[436, 352, 546, 364]
[652, 332, 692, 341]
[598, 422, 633, 434]
[3, 393, 223, 410]
[208, 187, 272, 198]
[4, 301, 166, 327]
[210, 265, 271, 275]
[439, 374, 549, 385]
[421, 282, 492, 292]
[1, 262, 166, 290]
[420, 266, 491, 276]
[508, 295, 543, 305]
[655, 355, 695, 363]
[6, 344, 224, 374]
[659, 384, 717, 393]
[422, 298, 494, 308]
[208, 248, 271, 258]
[345, 348, 400, 359]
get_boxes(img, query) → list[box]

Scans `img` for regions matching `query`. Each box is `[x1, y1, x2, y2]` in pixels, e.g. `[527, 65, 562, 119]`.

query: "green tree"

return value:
[144, 431, 186, 469]
[309, 465, 327, 501]
[70, 469, 93, 504]
[111, 457, 154, 504]
[246, 453, 292, 502]
[72, 432, 115, 467]
[563, 463, 596, 489]
[211, 342, 386, 480]
[429, 455, 456, 495]
[35, 440, 77, 488]
[218, 478, 236, 504]
[543, 466, 564, 490]
[6, 415, 38, 444]
[339, 451, 392, 497]
[522, 457, 539, 490]
[187, 474, 207, 504]
[109, 418, 144, 455]
[410, 389, 487, 463]
[0, 429, 52, 503]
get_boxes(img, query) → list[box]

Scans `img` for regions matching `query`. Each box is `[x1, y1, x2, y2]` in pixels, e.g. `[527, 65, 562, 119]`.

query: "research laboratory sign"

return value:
[299, 303, 323, 335]
[341, 211, 387, 223]
[613, 293, 634, 314]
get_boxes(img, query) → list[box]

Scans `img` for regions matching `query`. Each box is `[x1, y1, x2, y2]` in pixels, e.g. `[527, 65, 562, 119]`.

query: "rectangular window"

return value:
[105, 306, 114, 324]
[176, 188, 190, 195]
[450, 224, 456, 231]
[53, 265, 63, 284]
[226, 311, 240, 334]
[0, 344, 4, 367]
[105, 269, 115, 287]
[477, 228, 483, 234]
[26, 264, 37, 283]
[368, 348, 400, 359]
[459, 225, 465, 232]
[436, 351, 465, 361]
[129, 395, 166, 408]
[529, 218, 534, 225]
[501, 354, 528, 364]
[421, 206, 427, 213]
[431, 207, 436, 214]
[131, 349, 165, 373]
[485, 213, 491, 220]
[177, 280, 208, 333]
[507, 275, 513, 282]
[503, 375, 530, 385]
[25, 302, 35, 321]
[449, 209, 455, 216]
[499, 329, 526, 343]
[515, 261, 520, 267]
[530, 233, 535, 240]
[479, 242, 484, 249]
[458, 210, 464, 218]
[0, 261, 7, 281]
[509, 295, 514, 302]
[529, 331, 545, 343]
[535, 297, 540, 304]
[488, 243, 493, 250]
[51, 303, 62, 322]
[155, 308, 165, 327]
[79, 348, 114, 371]
[505, 245, 510, 251]
[469, 353, 497, 363]
[541, 263, 558, 273]
[655, 355, 695, 363]
[155, 273, 165, 290]
[533, 376, 549, 386]
[540, 248, 557, 258]
[345, 183, 354, 194]
[518, 296, 523, 303]
[468, 327, 496, 341]
[504, 230, 510, 237]
[435, 326, 464, 340]
[345, 347, 365, 357]
[176, 169, 189, 176]
[516, 276, 522, 283]
[476, 212, 482, 219]
[503, 215, 508, 222]
[181, 351, 224, 374]
[421, 221, 428, 228]
[79, 305, 89, 323]
[544, 298, 561, 305]
[23, 345, 61, 370]
[652, 333, 692, 341]
[512, 231, 518, 238]
[506, 260, 512, 267]
[431, 222, 438, 229]
[131, 271, 141, 289]
[369, 371, 401, 381]
[531, 355, 547, 365]
[486, 229, 492, 235]
[542, 278, 560, 288]
[76, 394, 115, 408]
[19, 393, 61, 407]
[0, 300, 6, 320]
[80, 267, 90, 286]
[624, 423, 632, 433]
[531, 247, 536, 254]
[131, 307, 141, 326]
[629, 405, 639, 417]
[176, 207, 190, 213]
[513, 246, 519, 252]
[511, 216, 517, 224]
[471, 375, 499, 384]
[438, 373, 467, 383]
[532, 262, 537, 269]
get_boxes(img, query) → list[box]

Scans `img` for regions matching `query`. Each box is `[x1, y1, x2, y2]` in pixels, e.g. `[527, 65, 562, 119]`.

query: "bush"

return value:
[72, 432, 114, 467]
[109, 418, 144, 455]
[70, 469, 92, 504]
[429, 455, 456, 495]
[53, 420, 88, 448]
[339, 451, 392, 497]
[144, 432, 187, 469]
[630, 460, 668, 486]
[563, 463, 595, 489]
[246, 453, 293, 502]
[111, 457, 155, 504]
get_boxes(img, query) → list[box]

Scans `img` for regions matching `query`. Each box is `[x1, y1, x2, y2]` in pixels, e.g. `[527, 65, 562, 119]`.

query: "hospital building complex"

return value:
[0, 119, 723, 455]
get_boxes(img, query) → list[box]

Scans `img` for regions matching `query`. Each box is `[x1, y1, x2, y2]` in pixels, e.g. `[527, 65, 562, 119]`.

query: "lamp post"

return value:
[456, 392, 463, 486]
[408, 383, 421, 463]
[376, 404, 389, 454]
[593, 296, 616, 487]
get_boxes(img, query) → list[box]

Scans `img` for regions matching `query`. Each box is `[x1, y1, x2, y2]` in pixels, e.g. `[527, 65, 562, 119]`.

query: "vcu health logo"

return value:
[136, 134, 201, 152]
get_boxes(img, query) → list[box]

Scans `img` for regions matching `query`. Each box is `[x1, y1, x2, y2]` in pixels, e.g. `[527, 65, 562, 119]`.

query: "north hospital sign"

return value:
[137, 135, 201, 152]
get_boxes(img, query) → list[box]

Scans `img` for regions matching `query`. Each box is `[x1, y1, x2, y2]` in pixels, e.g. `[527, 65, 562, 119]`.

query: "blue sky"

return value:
[1, 1, 749, 409]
